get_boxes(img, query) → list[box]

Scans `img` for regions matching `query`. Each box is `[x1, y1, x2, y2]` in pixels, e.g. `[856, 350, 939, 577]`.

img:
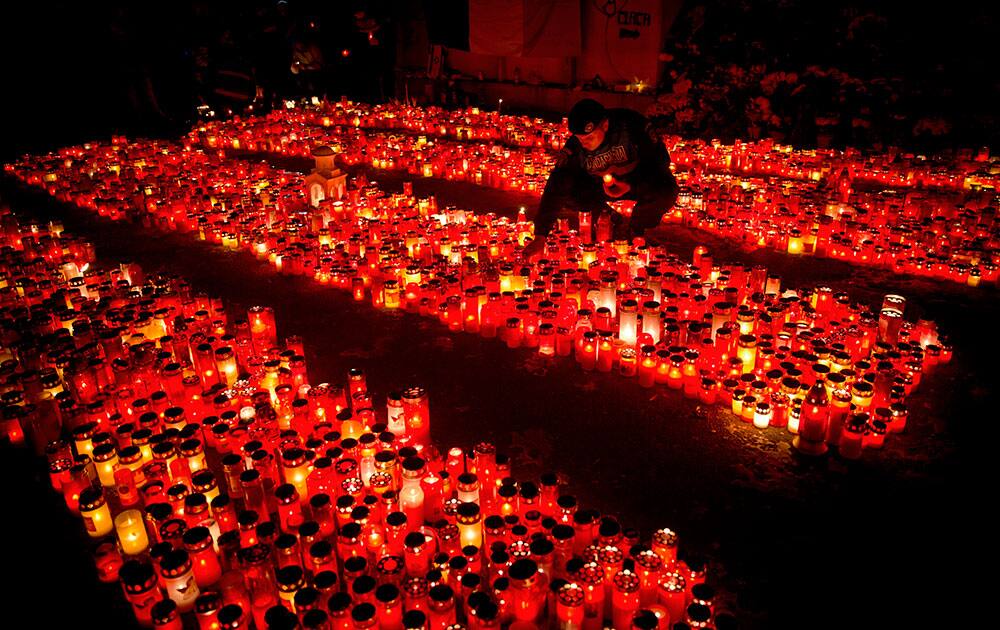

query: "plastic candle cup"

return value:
[276, 565, 306, 612]
[597, 333, 615, 372]
[657, 571, 686, 625]
[120, 560, 161, 626]
[839, 414, 867, 459]
[151, 598, 183, 630]
[651, 529, 678, 567]
[612, 569, 642, 630]
[556, 582, 585, 629]
[794, 379, 830, 455]
[736, 335, 757, 373]
[508, 558, 544, 623]
[183, 526, 223, 587]
[281, 448, 311, 501]
[401, 386, 430, 445]
[864, 414, 889, 449]
[400, 457, 426, 528]
[573, 561, 606, 627]
[116, 509, 151, 556]
[159, 549, 200, 612]
[456, 502, 483, 549]
[752, 402, 772, 429]
[79, 487, 114, 538]
[634, 549, 663, 606]
[619, 299, 639, 346]
[375, 583, 404, 628]
[578, 331, 598, 371]
[93, 443, 119, 487]
[214, 347, 239, 387]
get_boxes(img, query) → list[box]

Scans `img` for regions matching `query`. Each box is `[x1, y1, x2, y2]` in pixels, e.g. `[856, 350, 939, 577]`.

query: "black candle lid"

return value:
[402, 610, 427, 629]
[598, 517, 621, 538]
[343, 555, 367, 574]
[158, 549, 191, 577]
[472, 599, 498, 621]
[383, 511, 406, 528]
[375, 583, 400, 604]
[460, 573, 481, 590]
[145, 502, 173, 521]
[632, 609, 659, 629]
[687, 603, 712, 622]
[518, 481, 539, 499]
[527, 538, 552, 557]
[194, 591, 222, 614]
[119, 559, 156, 592]
[351, 574, 377, 596]
[328, 591, 352, 613]
[466, 590, 490, 610]
[294, 586, 320, 609]
[217, 604, 243, 626]
[150, 599, 177, 624]
[350, 602, 375, 622]
[404, 531, 426, 549]
[256, 520, 277, 541]
[508, 558, 538, 582]
[263, 604, 299, 629]
[300, 608, 329, 629]
[691, 582, 715, 601]
[428, 583, 454, 603]
[78, 487, 105, 511]
[313, 569, 338, 592]
[276, 565, 304, 588]
[300, 520, 322, 538]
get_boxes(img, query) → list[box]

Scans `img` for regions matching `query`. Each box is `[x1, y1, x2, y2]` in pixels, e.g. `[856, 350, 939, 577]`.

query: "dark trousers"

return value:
[534, 167, 679, 237]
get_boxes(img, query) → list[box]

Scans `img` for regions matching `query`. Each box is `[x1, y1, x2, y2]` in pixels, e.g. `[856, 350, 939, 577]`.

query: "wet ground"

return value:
[1, 159, 994, 628]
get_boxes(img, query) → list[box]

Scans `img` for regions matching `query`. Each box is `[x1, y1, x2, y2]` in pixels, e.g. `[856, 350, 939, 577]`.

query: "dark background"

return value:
[1, 0, 997, 162]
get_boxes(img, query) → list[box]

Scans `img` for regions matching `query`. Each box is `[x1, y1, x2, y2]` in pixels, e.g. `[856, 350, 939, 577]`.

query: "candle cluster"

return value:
[8, 131, 950, 458]
[314, 103, 564, 150]
[0, 207, 727, 630]
[185, 101, 999, 286]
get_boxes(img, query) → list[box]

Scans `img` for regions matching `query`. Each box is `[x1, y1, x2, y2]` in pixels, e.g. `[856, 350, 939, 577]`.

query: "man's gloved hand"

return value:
[603, 176, 631, 199]
[521, 237, 545, 261]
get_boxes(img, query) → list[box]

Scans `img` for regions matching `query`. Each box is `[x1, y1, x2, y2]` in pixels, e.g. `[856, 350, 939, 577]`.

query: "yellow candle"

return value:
[93, 444, 119, 488]
[456, 502, 482, 549]
[115, 509, 150, 555]
[79, 488, 114, 538]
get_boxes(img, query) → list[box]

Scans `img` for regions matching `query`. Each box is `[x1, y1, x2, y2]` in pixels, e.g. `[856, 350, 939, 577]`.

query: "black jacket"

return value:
[558, 108, 672, 183]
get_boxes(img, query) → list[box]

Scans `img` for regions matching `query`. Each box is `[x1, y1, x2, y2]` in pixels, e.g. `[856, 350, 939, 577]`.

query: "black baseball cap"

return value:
[568, 98, 608, 135]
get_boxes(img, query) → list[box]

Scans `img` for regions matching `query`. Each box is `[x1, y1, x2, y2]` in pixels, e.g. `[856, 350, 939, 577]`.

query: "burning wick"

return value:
[603, 173, 615, 184]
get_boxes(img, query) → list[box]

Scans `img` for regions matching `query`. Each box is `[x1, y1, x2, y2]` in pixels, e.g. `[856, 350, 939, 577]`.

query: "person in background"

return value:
[524, 99, 679, 259]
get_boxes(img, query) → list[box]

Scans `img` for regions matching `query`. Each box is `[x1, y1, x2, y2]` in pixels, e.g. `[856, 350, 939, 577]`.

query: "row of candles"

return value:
[0, 206, 730, 629]
[295, 99, 1000, 193]
[183, 102, 999, 286]
[7, 136, 951, 458]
